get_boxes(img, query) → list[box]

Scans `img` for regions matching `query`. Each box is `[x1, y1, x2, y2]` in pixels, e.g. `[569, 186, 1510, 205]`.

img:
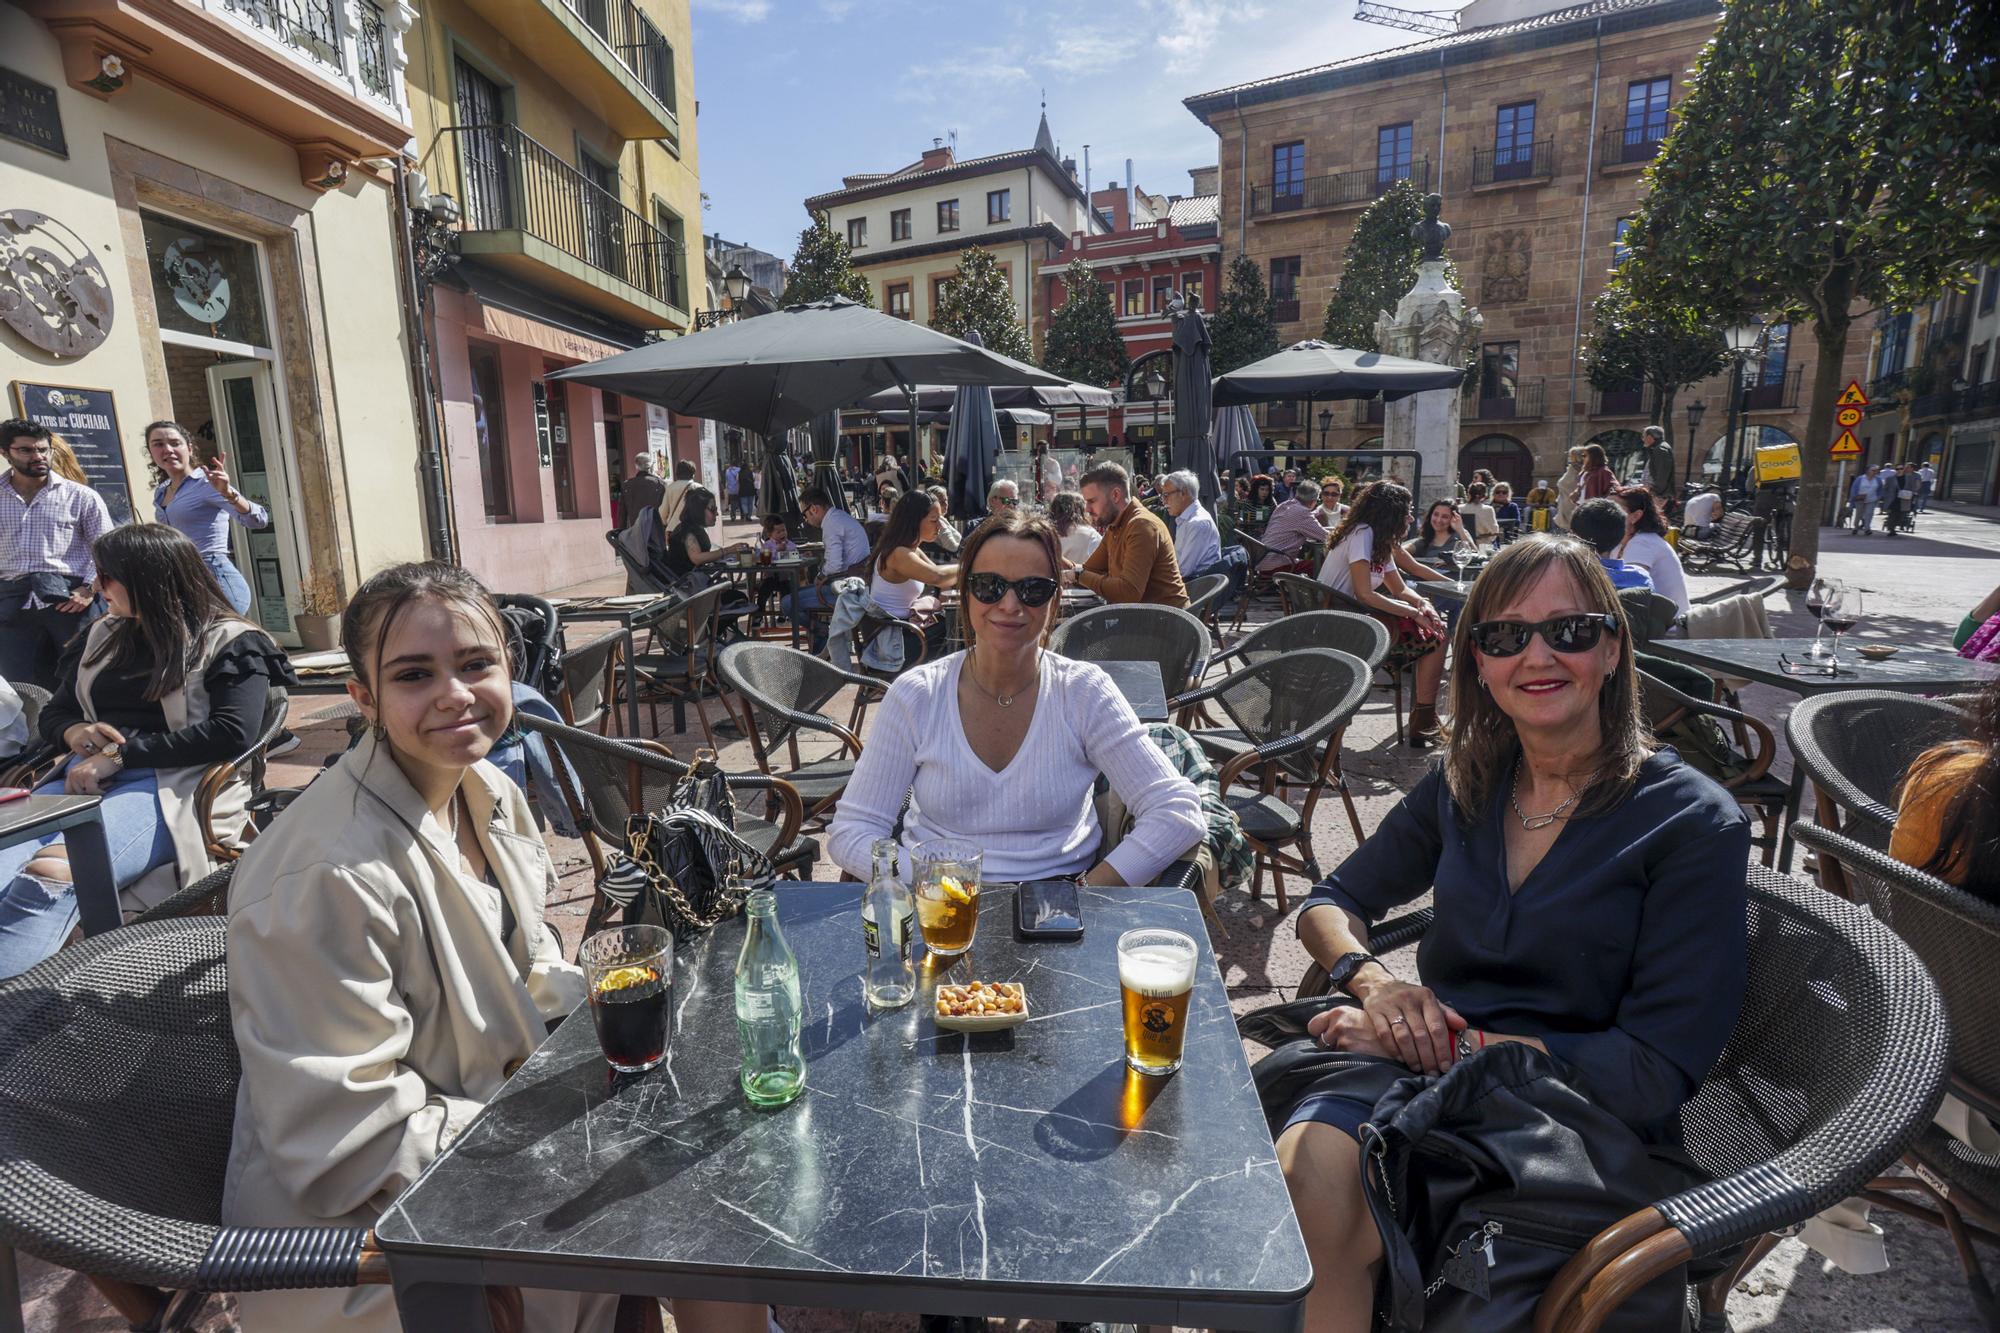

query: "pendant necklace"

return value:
[967, 653, 1034, 708]
[1508, 756, 1601, 830]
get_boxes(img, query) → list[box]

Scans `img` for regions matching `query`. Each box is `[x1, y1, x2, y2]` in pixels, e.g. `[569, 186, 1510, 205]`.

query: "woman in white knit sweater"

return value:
[829, 511, 1205, 886]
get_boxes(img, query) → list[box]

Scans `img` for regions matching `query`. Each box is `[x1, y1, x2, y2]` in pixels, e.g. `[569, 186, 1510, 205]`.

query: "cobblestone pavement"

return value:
[22, 508, 1998, 1330]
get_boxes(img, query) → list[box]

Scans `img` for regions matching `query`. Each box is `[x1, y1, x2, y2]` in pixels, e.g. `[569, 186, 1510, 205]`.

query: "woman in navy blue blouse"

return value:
[1278, 534, 1749, 1333]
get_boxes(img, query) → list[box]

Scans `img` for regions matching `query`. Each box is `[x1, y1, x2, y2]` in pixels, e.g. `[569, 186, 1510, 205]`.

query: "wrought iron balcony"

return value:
[1591, 383, 1651, 417]
[1910, 380, 2000, 422]
[1472, 138, 1554, 187]
[1251, 160, 1431, 217]
[1466, 379, 1545, 421]
[219, 0, 397, 101]
[1272, 297, 1302, 324]
[557, 0, 674, 110]
[1600, 125, 1668, 168]
[1742, 365, 1804, 412]
[456, 0, 677, 138]
[444, 123, 684, 317]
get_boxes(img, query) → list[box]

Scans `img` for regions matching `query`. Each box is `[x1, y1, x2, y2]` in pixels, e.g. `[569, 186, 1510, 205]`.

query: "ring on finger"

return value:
[1390, 1015, 1409, 1026]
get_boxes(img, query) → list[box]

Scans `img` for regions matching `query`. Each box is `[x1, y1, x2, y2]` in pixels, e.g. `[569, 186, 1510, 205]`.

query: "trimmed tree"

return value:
[1624, 0, 1995, 582]
[929, 247, 1034, 362]
[1042, 257, 1130, 388]
[783, 212, 873, 308]
[1580, 275, 1728, 437]
[1211, 252, 1281, 374]
[1321, 178, 1462, 349]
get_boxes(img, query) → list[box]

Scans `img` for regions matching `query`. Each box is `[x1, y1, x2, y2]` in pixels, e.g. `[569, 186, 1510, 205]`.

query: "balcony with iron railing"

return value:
[1910, 380, 2000, 422]
[1742, 365, 1805, 412]
[1600, 125, 1668, 169]
[444, 123, 685, 326]
[1471, 138, 1555, 188]
[1252, 160, 1431, 218]
[1465, 378, 1545, 421]
[455, 0, 678, 139]
[1591, 382, 1654, 417]
[1272, 297, 1303, 324]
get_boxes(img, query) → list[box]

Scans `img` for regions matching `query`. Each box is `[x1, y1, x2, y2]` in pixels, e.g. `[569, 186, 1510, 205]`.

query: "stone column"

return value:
[1375, 261, 1482, 502]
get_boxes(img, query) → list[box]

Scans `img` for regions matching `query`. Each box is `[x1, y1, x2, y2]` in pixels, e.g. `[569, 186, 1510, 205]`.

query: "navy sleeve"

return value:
[1542, 782, 1751, 1132]
[1302, 765, 1449, 925]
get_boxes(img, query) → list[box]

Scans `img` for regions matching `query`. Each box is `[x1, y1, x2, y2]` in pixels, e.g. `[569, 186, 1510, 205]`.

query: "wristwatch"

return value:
[1326, 951, 1382, 996]
[98, 742, 124, 770]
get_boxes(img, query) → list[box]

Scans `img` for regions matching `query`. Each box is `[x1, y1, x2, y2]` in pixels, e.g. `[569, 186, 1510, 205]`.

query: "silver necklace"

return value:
[967, 653, 1036, 708]
[1508, 756, 1601, 830]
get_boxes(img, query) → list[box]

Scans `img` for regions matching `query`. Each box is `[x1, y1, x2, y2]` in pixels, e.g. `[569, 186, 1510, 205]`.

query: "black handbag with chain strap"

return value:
[594, 749, 776, 944]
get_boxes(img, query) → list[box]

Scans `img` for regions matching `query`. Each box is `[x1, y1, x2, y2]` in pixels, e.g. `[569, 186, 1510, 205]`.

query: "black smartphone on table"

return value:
[1014, 878, 1084, 941]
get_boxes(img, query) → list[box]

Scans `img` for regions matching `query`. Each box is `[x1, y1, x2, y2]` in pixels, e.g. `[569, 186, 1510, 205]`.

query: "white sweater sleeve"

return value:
[827, 671, 926, 880]
[1071, 666, 1207, 886]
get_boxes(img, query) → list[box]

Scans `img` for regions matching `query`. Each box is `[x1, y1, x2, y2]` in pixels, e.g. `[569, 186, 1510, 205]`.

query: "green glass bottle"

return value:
[734, 885, 805, 1107]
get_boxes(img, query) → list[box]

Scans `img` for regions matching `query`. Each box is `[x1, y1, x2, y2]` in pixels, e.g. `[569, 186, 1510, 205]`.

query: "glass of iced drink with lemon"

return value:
[913, 839, 981, 958]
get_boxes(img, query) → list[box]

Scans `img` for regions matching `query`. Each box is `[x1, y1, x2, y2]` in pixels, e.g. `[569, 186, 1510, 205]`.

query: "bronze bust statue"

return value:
[1412, 193, 1451, 262]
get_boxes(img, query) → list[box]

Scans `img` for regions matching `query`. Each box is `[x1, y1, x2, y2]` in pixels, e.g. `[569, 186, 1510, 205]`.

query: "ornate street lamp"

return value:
[1144, 365, 1168, 472]
[1719, 321, 1767, 492]
[1683, 400, 1707, 494]
[724, 262, 751, 306]
[1317, 408, 1333, 448]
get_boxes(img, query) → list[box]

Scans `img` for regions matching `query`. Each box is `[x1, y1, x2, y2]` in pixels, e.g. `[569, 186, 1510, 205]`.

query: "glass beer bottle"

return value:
[862, 838, 915, 1008]
[734, 883, 805, 1107]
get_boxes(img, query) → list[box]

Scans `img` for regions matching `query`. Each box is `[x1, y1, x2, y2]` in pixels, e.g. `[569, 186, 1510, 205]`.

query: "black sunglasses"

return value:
[1467, 613, 1620, 658]
[965, 573, 1060, 607]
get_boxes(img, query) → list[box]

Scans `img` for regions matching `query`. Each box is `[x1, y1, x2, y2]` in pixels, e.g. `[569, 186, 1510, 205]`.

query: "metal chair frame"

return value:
[627, 584, 728, 743]
[1636, 669, 1786, 866]
[716, 642, 884, 831]
[1048, 603, 1213, 698]
[557, 629, 625, 735]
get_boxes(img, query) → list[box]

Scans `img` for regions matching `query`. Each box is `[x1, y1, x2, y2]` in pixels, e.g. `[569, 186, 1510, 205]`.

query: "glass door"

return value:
[206, 360, 304, 641]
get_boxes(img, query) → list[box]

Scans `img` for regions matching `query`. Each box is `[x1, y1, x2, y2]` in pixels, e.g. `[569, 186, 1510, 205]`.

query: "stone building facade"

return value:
[1183, 0, 1873, 494]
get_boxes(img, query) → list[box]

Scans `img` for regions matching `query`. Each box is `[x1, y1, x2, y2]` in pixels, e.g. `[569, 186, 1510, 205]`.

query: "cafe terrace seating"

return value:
[1047, 603, 1212, 698]
[717, 642, 884, 831]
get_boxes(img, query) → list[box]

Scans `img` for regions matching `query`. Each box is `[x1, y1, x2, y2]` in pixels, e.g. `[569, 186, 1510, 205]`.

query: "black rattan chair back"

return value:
[1206, 648, 1370, 785]
[559, 629, 623, 732]
[1786, 691, 1966, 847]
[1228, 610, 1388, 673]
[0, 917, 236, 1286]
[639, 583, 726, 656]
[717, 642, 858, 760]
[1185, 573, 1231, 626]
[605, 528, 672, 596]
[1048, 604, 1212, 695]
[515, 713, 692, 843]
[1793, 822, 2000, 1112]
[1270, 571, 1334, 616]
[1665, 865, 1950, 1228]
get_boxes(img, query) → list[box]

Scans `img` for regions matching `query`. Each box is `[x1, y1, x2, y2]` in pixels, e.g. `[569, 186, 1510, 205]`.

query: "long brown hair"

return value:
[954, 509, 1062, 646]
[1905, 680, 2000, 896]
[84, 523, 252, 699]
[1326, 480, 1412, 570]
[1442, 534, 1652, 821]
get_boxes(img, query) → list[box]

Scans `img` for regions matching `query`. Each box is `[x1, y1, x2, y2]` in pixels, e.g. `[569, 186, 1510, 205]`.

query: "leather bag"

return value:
[595, 749, 775, 943]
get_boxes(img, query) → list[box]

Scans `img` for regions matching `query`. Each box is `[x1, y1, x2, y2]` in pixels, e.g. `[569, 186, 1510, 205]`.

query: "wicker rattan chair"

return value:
[1184, 572, 1232, 649]
[1786, 690, 1967, 857]
[1168, 649, 1371, 909]
[1230, 531, 1295, 630]
[1273, 863, 1949, 1330]
[1270, 570, 1334, 617]
[1048, 603, 1212, 697]
[605, 527, 675, 596]
[1318, 583, 1419, 744]
[1794, 821, 2000, 1323]
[516, 713, 812, 899]
[557, 627, 625, 734]
[716, 642, 883, 830]
[0, 917, 385, 1329]
[627, 583, 728, 743]
[1637, 669, 1788, 866]
[1617, 588, 1679, 645]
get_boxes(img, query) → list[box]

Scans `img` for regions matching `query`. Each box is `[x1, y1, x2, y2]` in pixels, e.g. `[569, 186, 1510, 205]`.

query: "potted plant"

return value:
[293, 571, 343, 653]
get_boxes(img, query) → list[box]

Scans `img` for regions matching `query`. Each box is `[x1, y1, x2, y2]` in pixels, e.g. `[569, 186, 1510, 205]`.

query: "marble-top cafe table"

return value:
[375, 883, 1312, 1331]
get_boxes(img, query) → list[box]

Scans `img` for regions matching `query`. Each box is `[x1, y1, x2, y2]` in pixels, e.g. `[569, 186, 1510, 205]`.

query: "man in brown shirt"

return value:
[1068, 461, 1189, 607]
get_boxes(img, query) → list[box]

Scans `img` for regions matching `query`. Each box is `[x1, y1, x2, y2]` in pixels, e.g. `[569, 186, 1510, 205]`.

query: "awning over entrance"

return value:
[455, 261, 648, 361]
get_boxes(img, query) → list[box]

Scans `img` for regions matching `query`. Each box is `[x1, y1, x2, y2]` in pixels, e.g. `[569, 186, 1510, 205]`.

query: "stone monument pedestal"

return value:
[1376, 260, 1482, 503]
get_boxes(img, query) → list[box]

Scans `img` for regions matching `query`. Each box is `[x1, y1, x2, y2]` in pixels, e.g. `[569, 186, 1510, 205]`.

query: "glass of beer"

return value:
[913, 839, 981, 959]
[1118, 928, 1198, 1076]
[581, 924, 673, 1073]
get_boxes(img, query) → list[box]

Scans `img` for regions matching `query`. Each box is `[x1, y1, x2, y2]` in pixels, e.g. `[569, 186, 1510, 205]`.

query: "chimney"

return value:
[1188, 164, 1220, 195]
[1062, 156, 1078, 180]
[1125, 158, 1135, 233]
[920, 140, 954, 171]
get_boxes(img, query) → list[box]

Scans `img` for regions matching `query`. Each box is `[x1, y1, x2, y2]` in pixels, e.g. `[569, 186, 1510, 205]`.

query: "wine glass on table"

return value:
[1805, 577, 1834, 658]
[1820, 587, 1859, 668]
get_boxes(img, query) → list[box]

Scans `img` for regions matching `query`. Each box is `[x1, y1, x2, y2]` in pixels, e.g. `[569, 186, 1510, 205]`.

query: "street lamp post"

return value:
[1682, 400, 1707, 497]
[1718, 322, 1767, 496]
[723, 262, 751, 313]
[1144, 365, 1167, 476]
[1317, 408, 1333, 449]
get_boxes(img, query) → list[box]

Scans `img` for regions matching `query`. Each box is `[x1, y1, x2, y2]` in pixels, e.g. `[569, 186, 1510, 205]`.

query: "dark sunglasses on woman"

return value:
[1467, 612, 1620, 658]
[965, 573, 1061, 607]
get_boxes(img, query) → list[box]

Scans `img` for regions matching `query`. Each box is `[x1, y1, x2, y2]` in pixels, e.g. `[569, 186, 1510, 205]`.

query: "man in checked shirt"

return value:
[1, 420, 112, 690]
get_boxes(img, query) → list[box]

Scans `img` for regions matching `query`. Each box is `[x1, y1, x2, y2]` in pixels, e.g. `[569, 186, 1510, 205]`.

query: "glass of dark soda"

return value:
[581, 924, 673, 1073]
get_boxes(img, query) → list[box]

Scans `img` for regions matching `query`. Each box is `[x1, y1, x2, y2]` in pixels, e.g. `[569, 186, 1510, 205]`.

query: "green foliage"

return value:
[1580, 275, 1728, 428]
[1623, 0, 1996, 577]
[1211, 253, 1281, 374]
[929, 247, 1034, 362]
[1321, 179, 1462, 348]
[783, 212, 873, 308]
[1042, 257, 1131, 388]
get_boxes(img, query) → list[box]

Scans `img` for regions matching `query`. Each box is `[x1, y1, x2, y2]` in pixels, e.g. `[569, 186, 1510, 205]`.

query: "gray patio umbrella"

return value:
[1170, 298, 1219, 505]
[551, 296, 1066, 437]
[763, 423, 803, 534]
[807, 410, 848, 515]
[1212, 405, 1261, 482]
[940, 330, 1004, 522]
[854, 377, 1116, 448]
[1211, 339, 1464, 407]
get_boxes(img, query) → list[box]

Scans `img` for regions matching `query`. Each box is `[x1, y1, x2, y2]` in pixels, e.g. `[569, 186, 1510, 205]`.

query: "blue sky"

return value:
[689, 0, 1418, 261]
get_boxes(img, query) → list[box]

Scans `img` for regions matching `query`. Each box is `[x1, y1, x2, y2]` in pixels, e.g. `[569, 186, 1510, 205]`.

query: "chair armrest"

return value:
[193, 1225, 377, 1291]
[1158, 859, 1201, 898]
[1655, 695, 1777, 789]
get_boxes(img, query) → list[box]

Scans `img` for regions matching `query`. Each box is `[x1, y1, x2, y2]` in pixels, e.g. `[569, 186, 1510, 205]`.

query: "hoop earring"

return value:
[370, 719, 387, 743]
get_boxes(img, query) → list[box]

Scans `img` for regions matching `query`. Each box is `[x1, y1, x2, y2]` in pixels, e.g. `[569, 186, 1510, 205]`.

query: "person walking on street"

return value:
[657, 457, 698, 532]
[1, 419, 112, 691]
[1641, 424, 1677, 502]
[1850, 465, 1881, 535]
[1918, 460, 1936, 513]
[1572, 444, 1619, 505]
[1883, 464, 1915, 537]
[619, 455, 664, 530]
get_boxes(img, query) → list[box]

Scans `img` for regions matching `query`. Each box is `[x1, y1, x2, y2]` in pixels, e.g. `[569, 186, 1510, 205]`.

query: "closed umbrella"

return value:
[807, 410, 848, 515]
[1212, 405, 1261, 480]
[941, 330, 1004, 522]
[551, 296, 1065, 438]
[1170, 299, 1219, 506]
[763, 424, 803, 535]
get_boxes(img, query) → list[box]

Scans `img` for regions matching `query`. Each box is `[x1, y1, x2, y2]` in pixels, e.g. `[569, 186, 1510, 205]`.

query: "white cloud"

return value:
[1150, 0, 1265, 74]
[1043, 28, 1143, 74]
[893, 47, 1032, 103]
[696, 0, 772, 21]
[818, 0, 857, 15]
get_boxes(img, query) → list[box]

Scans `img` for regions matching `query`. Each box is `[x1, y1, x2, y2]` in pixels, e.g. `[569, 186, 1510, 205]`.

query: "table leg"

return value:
[1776, 764, 1806, 873]
[390, 1271, 493, 1333]
[65, 811, 120, 938]
[622, 625, 641, 738]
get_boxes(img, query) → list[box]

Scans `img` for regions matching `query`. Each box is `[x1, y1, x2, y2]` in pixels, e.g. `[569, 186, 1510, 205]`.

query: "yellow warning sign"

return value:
[1836, 380, 1870, 407]
[1831, 430, 1863, 458]
[1836, 405, 1864, 428]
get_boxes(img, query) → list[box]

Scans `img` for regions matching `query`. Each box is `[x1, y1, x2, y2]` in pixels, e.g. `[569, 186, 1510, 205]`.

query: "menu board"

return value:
[10, 381, 133, 523]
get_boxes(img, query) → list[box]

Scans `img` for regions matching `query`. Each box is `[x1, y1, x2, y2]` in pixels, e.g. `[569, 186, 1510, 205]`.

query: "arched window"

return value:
[1699, 425, 1797, 479]
[1459, 434, 1533, 494]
